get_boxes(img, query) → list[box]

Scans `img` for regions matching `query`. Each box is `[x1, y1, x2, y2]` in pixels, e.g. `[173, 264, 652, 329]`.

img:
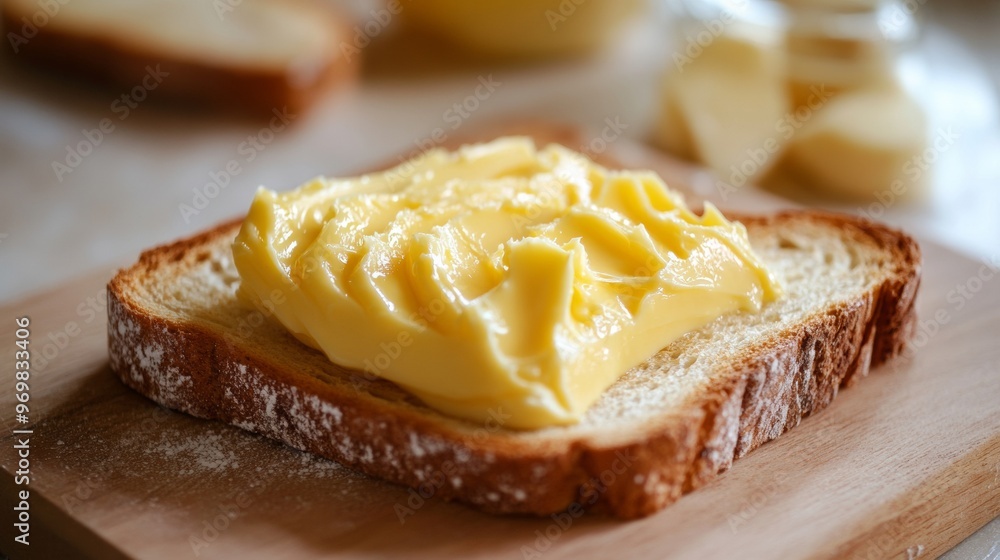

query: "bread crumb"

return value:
[409, 433, 426, 458]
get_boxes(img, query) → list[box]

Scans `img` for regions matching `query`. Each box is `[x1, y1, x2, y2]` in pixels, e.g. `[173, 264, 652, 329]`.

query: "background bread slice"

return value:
[2, 0, 354, 115]
[107, 208, 920, 519]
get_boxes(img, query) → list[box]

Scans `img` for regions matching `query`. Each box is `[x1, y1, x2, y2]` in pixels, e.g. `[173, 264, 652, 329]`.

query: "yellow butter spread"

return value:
[232, 138, 780, 429]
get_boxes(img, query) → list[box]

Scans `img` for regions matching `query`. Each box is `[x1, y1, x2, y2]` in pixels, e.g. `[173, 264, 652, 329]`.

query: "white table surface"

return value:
[1, 2, 998, 558]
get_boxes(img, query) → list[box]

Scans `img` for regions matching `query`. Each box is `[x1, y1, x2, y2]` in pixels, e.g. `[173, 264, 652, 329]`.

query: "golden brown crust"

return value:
[106, 209, 921, 519]
[1, 1, 356, 116]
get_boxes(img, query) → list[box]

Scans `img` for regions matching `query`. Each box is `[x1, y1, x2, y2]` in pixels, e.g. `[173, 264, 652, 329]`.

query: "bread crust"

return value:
[1, 0, 355, 116]
[107, 211, 920, 519]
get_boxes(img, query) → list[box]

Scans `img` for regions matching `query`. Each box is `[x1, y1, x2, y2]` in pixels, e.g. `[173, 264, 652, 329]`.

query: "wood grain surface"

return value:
[1, 134, 999, 560]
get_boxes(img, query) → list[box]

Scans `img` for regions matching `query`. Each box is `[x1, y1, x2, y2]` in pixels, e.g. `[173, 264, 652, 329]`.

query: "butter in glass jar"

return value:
[654, 0, 930, 203]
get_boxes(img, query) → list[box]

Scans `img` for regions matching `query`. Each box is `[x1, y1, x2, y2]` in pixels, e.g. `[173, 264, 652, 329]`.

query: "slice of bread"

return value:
[107, 207, 920, 519]
[2, 0, 353, 115]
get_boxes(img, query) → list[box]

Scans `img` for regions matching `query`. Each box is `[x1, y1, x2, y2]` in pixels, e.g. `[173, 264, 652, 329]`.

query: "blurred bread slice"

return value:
[1, 0, 354, 115]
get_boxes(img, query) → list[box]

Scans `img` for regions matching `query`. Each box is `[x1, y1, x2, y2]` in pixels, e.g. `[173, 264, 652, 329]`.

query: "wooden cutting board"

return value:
[2, 135, 999, 560]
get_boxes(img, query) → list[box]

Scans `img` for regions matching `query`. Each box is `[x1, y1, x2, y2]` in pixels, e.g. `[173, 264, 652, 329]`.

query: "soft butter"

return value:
[232, 138, 780, 429]
[655, 20, 929, 203]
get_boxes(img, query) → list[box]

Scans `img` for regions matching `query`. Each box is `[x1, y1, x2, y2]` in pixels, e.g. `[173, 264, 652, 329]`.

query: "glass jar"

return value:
[654, 0, 930, 203]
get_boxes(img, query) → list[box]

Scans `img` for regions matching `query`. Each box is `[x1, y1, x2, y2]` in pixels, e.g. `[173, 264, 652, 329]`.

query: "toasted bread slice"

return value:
[107, 210, 919, 519]
[2, 0, 353, 115]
